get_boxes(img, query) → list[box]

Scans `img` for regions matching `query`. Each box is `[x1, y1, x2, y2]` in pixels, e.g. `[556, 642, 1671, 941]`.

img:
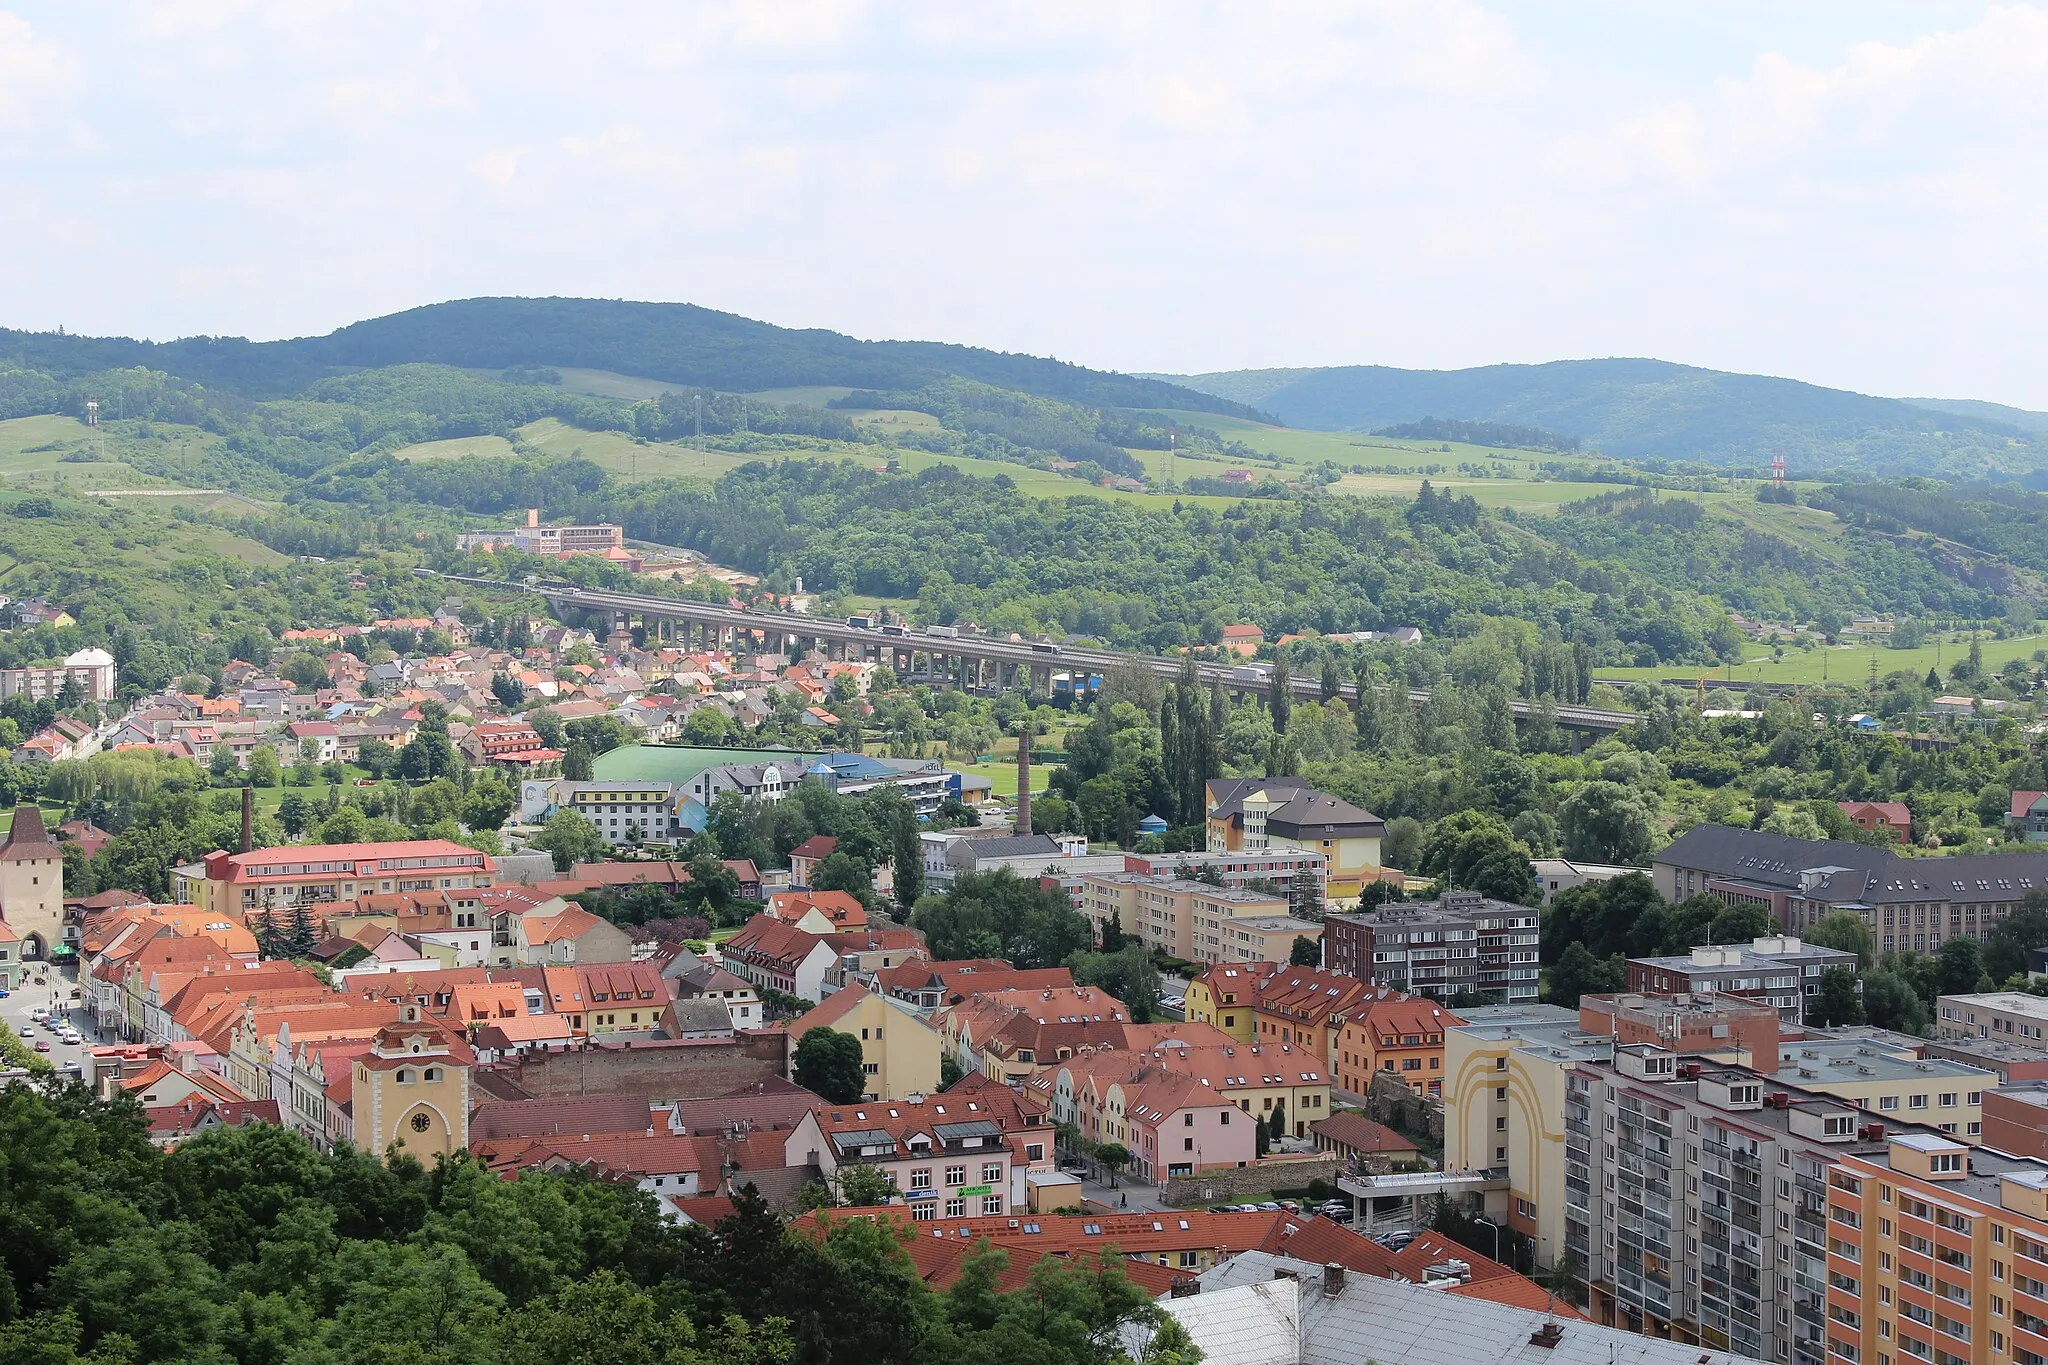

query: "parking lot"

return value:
[2, 962, 90, 1079]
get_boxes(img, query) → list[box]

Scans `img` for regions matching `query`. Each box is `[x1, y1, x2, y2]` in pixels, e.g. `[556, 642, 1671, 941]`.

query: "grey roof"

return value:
[946, 834, 1065, 868]
[930, 1119, 1005, 1142]
[1207, 777, 1384, 838]
[1656, 825, 2048, 905]
[1147, 1251, 1765, 1365]
[669, 1000, 738, 1035]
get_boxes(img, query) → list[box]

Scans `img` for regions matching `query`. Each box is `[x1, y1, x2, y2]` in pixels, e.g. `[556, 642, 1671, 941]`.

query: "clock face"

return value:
[410, 1112, 432, 1134]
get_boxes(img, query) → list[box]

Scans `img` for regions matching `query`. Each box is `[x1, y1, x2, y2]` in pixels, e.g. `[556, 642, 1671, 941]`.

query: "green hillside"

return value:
[1160, 358, 2046, 478]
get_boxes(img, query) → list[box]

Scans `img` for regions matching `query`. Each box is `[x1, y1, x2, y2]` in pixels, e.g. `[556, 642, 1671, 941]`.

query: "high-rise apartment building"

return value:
[1322, 891, 1540, 1002]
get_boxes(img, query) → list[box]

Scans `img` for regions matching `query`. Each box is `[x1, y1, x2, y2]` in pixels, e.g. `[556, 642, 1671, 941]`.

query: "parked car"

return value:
[1321, 1205, 1355, 1224]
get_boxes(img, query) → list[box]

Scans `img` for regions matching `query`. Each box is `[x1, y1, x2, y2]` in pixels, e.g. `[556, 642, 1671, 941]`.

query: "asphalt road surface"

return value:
[1, 961, 89, 1079]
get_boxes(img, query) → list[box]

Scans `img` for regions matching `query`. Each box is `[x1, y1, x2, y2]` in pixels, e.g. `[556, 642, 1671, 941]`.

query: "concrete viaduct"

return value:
[421, 571, 1640, 736]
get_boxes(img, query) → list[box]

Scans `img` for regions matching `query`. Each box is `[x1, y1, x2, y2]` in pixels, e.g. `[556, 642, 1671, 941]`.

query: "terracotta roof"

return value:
[1308, 1112, 1419, 1155]
[471, 1094, 654, 1140]
[789, 835, 838, 861]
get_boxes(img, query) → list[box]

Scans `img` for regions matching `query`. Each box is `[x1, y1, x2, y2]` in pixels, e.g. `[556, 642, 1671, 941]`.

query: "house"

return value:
[787, 835, 838, 888]
[1219, 624, 1265, 657]
[662, 949, 764, 1029]
[1331, 993, 1464, 1100]
[784, 1094, 1021, 1218]
[1839, 800, 1912, 837]
[175, 840, 496, 920]
[938, 986, 1131, 1086]
[874, 958, 1075, 1010]
[766, 888, 869, 934]
[785, 984, 941, 1101]
[285, 720, 340, 763]
[509, 904, 636, 965]
[721, 915, 842, 1002]
[1205, 777, 1384, 900]
[2012, 791, 2048, 843]
[1308, 1111, 1421, 1166]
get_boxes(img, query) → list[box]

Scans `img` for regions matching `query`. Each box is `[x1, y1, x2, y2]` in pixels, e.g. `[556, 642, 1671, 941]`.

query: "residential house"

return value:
[785, 984, 940, 1101]
[1204, 777, 1385, 900]
[722, 915, 841, 1002]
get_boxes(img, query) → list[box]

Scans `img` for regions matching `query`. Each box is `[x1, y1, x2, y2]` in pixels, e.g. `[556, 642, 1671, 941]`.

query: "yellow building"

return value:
[1081, 873, 1304, 965]
[1444, 1003, 1611, 1269]
[1183, 961, 1283, 1042]
[789, 984, 940, 1102]
[1204, 778, 1384, 901]
[351, 1006, 473, 1163]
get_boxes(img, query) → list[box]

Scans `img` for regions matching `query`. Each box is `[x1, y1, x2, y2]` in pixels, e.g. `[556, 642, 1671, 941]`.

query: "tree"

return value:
[891, 804, 923, 916]
[246, 745, 282, 789]
[1320, 659, 1343, 702]
[1708, 901, 1775, 946]
[1290, 935, 1320, 966]
[1937, 936, 1985, 997]
[533, 809, 605, 872]
[1267, 1100, 1287, 1142]
[1095, 1142, 1132, 1189]
[1557, 781, 1655, 864]
[1101, 911, 1126, 953]
[462, 777, 517, 833]
[1807, 966, 1865, 1027]
[1547, 942, 1625, 1009]
[527, 707, 566, 750]
[833, 1163, 897, 1208]
[490, 673, 526, 709]
[793, 1027, 868, 1104]
[1985, 893, 2048, 984]
[562, 741, 594, 782]
[1863, 968, 1933, 1035]
[813, 851, 875, 900]
[356, 736, 396, 779]
[1269, 654, 1291, 735]
[277, 791, 312, 838]
[1806, 909, 1876, 970]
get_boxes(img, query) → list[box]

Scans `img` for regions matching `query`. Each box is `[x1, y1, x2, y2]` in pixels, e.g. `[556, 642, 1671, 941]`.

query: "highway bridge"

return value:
[421, 571, 1640, 736]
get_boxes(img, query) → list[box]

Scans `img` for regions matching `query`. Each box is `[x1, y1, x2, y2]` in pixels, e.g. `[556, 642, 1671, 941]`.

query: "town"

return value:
[3, 501, 2048, 1365]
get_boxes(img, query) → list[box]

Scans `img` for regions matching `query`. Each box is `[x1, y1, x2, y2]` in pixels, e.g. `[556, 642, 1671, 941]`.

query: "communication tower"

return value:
[1771, 450, 1787, 486]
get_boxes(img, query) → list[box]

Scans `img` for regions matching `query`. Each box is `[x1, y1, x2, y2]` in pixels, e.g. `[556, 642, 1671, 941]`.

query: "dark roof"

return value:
[1657, 825, 2048, 905]
[0, 804, 59, 860]
[1207, 778, 1384, 837]
[945, 834, 1065, 867]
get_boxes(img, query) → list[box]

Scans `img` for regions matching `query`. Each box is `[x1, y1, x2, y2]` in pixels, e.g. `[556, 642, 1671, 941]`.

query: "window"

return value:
[911, 1202, 937, 1222]
[981, 1195, 1003, 1215]
[1179, 1251, 1198, 1268]
[1496, 1117, 1508, 1131]
[1938, 1093, 1957, 1108]
[1880, 1096, 1901, 1112]
[910, 1168, 932, 1190]
[1910, 1095, 1929, 1110]
[945, 1198, 965, 1218]
[945, 1165, 966, 1187]
[983, 1162, 1003, 1184]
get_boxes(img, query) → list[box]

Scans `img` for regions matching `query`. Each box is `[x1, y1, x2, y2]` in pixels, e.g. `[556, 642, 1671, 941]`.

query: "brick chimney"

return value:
[1014, 727, 1031, 836]
[240, 786, 254, 854]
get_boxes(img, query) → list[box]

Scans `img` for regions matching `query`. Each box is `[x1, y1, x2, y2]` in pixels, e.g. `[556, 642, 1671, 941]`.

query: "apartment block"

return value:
[1823, 1132, 2048, 1365]
[1772, 1037, 1993, 1143]
[1566, 1047, 1905, 1365]
[1117, 847, 1328, 903]
[1322, 891, 1541, 1002]
[1628, 937, 1862, 1023]
[1937, 991, 2048, 1044]
[1078, 873, 1306, 965]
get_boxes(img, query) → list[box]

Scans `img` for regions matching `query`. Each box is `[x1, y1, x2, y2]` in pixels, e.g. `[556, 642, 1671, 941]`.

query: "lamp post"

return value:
[1474, 1215, 1505, 1269]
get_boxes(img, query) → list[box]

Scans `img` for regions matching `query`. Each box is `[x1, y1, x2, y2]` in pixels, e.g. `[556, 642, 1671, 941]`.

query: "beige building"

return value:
[1443, 1002, 1613, 1270]
[1772, 1035, 1993, 1141]
[1081, 873, 1305, 965]
[789, 984, 940, 1102]
[351, 1006, 474, 1163]
[1205, 778, 1384, 901]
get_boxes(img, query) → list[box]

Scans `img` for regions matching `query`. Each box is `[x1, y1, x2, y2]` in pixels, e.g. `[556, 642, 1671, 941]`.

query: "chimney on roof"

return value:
[1529, 1323, 1564, 1349]
[240, 786, 253, 854]
[1014, 726, 1032, 836]
[1323, 1263, 1345, 1297]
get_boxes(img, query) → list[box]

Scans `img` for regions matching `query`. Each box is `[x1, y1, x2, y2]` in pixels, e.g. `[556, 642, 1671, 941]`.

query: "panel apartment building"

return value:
[1628, 937, 1863, 1023]
[1565, 1045, 1938, 1365]
[1653, 824, 2048, 956]
[1322, 891, 1541, 1002]
[1080, 873, 1321, 966]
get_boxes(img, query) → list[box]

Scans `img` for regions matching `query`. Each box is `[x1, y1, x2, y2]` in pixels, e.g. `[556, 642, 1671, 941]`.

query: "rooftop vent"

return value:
[1530, 1323, 1564, 1349]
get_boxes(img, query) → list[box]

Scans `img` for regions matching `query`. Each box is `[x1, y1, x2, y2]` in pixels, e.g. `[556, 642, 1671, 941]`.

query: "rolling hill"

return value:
[1156, 357, 2046, 477]
[0, 297, 1261, 419]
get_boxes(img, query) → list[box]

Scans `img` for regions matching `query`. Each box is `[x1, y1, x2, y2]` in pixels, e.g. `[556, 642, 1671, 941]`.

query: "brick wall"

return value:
[1161, 1153, 1342, 1208]
[484, 1032, 787, 1102]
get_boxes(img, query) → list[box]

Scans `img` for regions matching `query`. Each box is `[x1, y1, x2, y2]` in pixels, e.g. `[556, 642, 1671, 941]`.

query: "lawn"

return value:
[1597, 632, 2048, 687]
[0, 415, 197, 492]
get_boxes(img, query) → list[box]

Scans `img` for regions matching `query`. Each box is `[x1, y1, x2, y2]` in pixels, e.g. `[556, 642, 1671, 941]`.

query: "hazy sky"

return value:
[3, 2, 2046, 406]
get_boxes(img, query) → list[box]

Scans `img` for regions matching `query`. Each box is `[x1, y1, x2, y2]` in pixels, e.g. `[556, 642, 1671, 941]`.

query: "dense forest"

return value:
[0, 1083, 1197, 1365]
[0, 297, 1260, 418]
[1372, 416, 1581, 452]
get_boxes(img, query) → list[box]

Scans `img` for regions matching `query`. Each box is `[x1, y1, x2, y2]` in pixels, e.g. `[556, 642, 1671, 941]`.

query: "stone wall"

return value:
[481, 1031, 787, 1102]
[1161, 1153, 1342, 1208]
[1366, 1069, 1444, 1144]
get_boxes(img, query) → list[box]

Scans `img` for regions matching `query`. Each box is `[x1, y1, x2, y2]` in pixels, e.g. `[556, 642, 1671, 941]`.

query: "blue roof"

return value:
[1136, 814, 1171, 833]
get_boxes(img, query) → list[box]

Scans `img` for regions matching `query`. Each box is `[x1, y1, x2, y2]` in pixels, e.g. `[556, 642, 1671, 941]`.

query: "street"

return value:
[2, 961, 89, 1079]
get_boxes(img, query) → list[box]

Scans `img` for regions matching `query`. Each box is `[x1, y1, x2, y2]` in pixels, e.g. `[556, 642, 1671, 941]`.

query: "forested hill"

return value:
[0, 297, 1262, 418]
[1159, 358, 2046, 477]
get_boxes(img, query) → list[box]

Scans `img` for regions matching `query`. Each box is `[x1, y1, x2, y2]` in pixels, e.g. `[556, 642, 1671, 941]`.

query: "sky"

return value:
[3, 1, 2047, 406]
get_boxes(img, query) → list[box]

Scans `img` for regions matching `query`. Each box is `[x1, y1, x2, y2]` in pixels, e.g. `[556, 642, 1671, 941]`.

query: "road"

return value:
[420, 570, 1640, 735]
[1, 961, 89, 1079]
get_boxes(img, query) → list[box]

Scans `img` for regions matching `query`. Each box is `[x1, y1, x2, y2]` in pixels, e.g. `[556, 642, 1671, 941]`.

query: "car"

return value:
[1208, 1205, 1238, 1214]
[69, 987, 81, 998]
[1379, 1230, 1416, 1251]
[60, 1061, 82, 1077]
[0, 988, 9, 999]
[34, 1040, 50, 1052]
[1256, 1201, 1282, 1211]
[1322, 1206, 1355, 1224]
[60, 1032, 81, 1046]
[1234, 1203, 1262, 1212]
[1277, 1200, 1300, 1211]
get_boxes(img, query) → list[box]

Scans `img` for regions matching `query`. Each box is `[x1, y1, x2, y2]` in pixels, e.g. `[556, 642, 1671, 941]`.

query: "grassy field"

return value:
[0, 415, 196, 492]
[1597, 631, 2048, 687]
